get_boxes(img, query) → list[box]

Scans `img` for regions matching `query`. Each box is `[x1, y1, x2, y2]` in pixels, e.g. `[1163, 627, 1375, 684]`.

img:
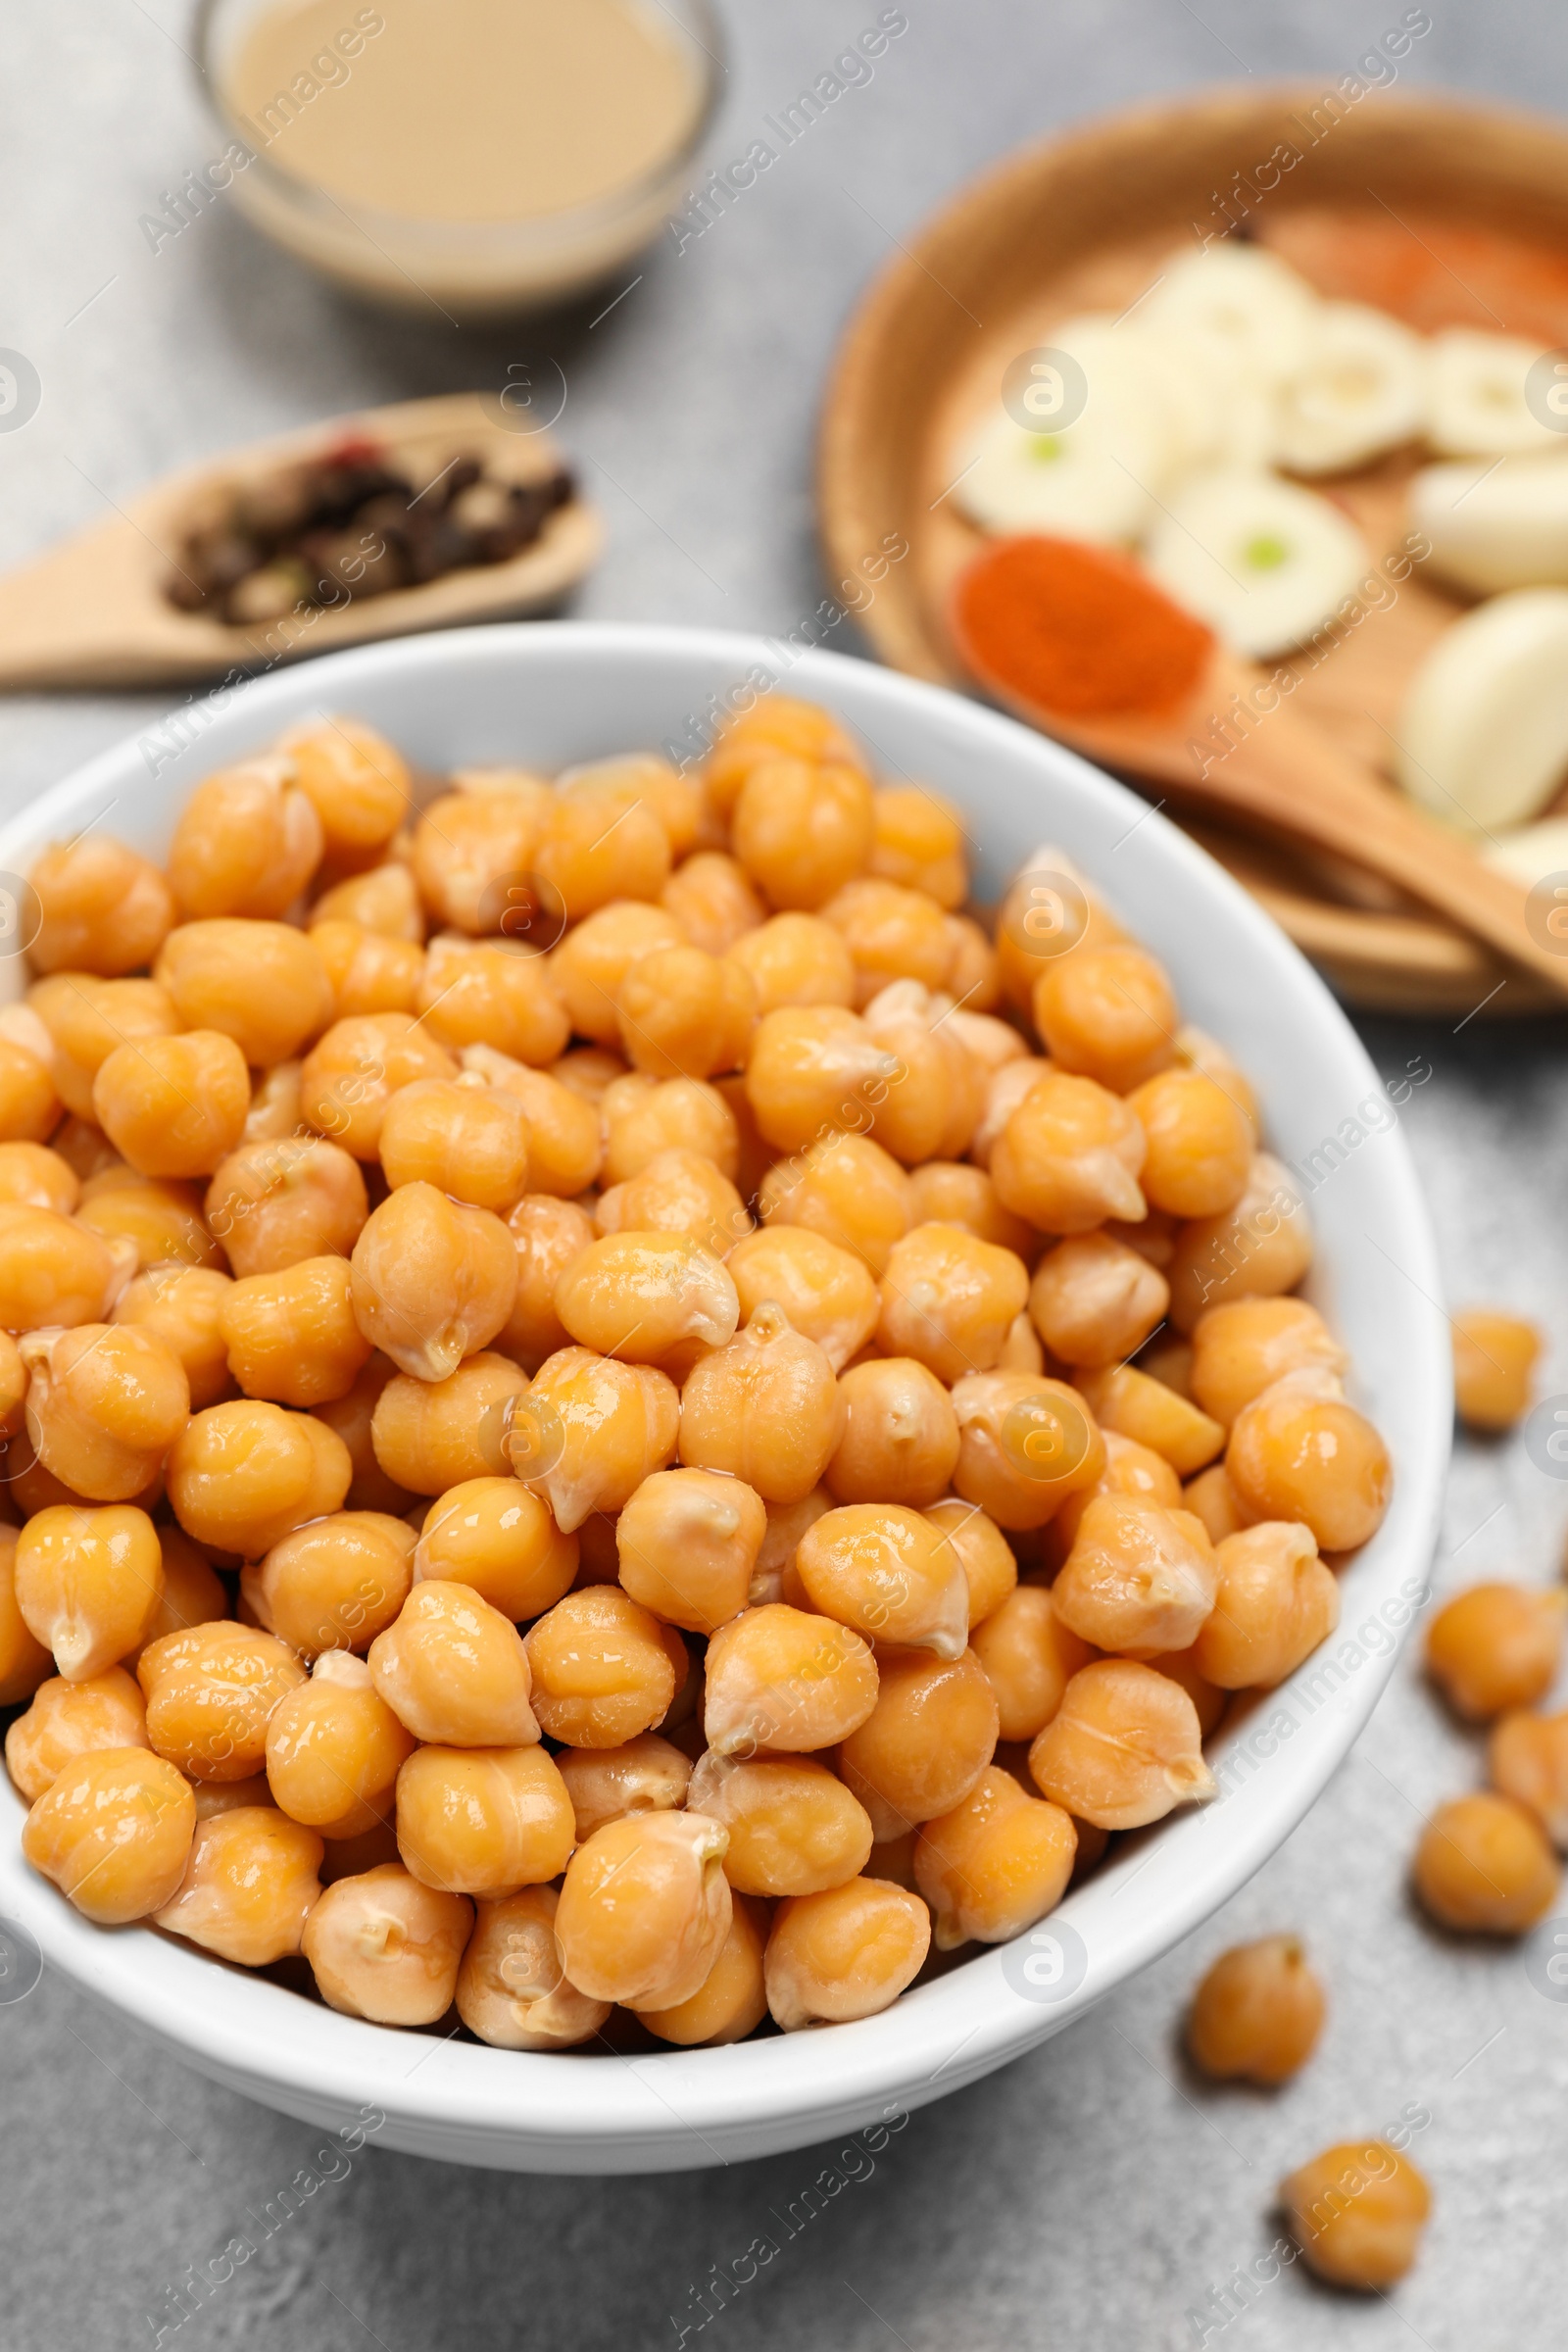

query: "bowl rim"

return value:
[0, 621, 1450, 2172]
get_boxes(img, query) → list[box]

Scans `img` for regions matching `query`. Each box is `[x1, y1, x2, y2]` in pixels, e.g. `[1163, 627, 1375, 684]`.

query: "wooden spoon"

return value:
[949, 561, 1568, 1002]
[0, 394, 602, 690]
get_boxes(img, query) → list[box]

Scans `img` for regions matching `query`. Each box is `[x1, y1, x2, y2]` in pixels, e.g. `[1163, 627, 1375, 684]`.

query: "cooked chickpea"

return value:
[868, 784, 967, 907]
[824, 1357, 958, 1509]
[1490, 1707, 1568, 1846]
[311, 859, 424, 942]
[558, 758, 702, 867]
[27, 974, 178, 1122]
[413, 1476, 576, 1619]
[798, 1503, 968, 1659]
[759, 1130, 911, 1276]
[535, 781, 672, 920]
[635, 1891, 770, 2047]
[764, 1875, 930, 2030]
[523, 1584, 683, 1747]
[313, 1818, 401, 1881]
[376, 1076, 528, 1213]
[75, 1175, 222, 1274]
[1189, 1297, 1347, 1428]
[969, 1584, 1095, 1741]
[703, 1602, 878, 1756]
[310, 918, 424, 1018]
[992, 1070, 1147, 1234]
[1043, 1427, 1183, 1567]
[744, 1005, 901, 1155]
[0, 1529, 53, 1706]
[1187, 1934, 1326, 2083]
[206, 1134, 368, 1279]
[1414, 1788, 1562, 1932]
[949, 1370, 1106, 1532]
[153, 1804, 322, 1966]
[0, 1141, 77, 1216]
[914, 1766, 1076, 1948]
[350, 1183, 516, 1383]
[520, 1346, 678, 1531]
[138, 1619, 306, 1781]
[906, 1161, 1034, 1258]
[245, 1510, 415, 1659]
[731, 758, 874, 912]
[1033, 943, 1177, 1094]
[6, 1664, 149, 1801]
[551, 1043, 630, 1101]
[924, 1496, 1017, 1629]
[155, 919, 331, 1068]
[220, 1255, 370, 1407]
[556, 1809, 731, 2009]
[612, 943, 756, 1083]
[21, 1324, 189, 1501]
[416, 935, 570, 1065]
[877, 1223, 1029, 1387]
[1280, 2140, 1431, 2290]
[281, 715, 410, 858]
[1225, 1370, 1392, 1552]
[819, 877, 953, 1006]
[749, 1488, 833, 1606]
[396, 1741, 574, 1898]
[1451, 1308, 1541, 1431]
[499, 1196, 595, 1370]
[249, 1057, 305, 1141]
[313, 1354, 413, 1514]
[1181, 1462, 1255, 1544]
[688, 1749, 872, 1896]
[264, 1650, 415, 1835]
[728, 909, 856, 1018]
[0, 1034, 59, 1144]
[554, 1231, 737, 1368]
[549, 901, 686, 1044]
[23, 1745, 195, 1923]
[858, 982, 985, 1164]
[457, 1885, 611, 2050]
[968, 1055, 1051, 1171]
[29, 835, 175, 976]
[838, 1647, 999, 1834]
[1193, 1521, 1340, 1690]
[615, 1467, 763, 1635]
[597, 1148, 750, 1259]
[92, 1030, 250, 1180]
[410, 788, 543, 934]
[557, 1732, 692, 1843]
[661, 850, 763, 955]
[679, 1304, 844, 1504]
[1027, 1234, 1168, 1372]
[1167, 1152, 1313, 1333]
[1053, 1496, 1217, 1656]
[704, 695, 861, 814]
[725, 1228, 871, 1370]
[169, 757, 321, 920]
[368, 1579, 537, 1746]
[1029, 1658, 1214, 1829]
[1124, 1066, 1253, 1221]
[1076, 1363, 1226, 1478]
[299, 1011, 455, 1160]
[129, 1525, 227, 1660]
[15, 1503, 164, 1681]
[302, 1862, 472, 2024]
[167, 1397, 350, 1555]
[1425, 1581, 1565, 1721]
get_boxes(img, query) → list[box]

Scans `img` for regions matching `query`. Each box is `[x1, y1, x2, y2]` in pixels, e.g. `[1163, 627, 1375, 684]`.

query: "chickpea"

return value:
[744, 1005, 901, 1156]
[1490, 1707, 1568, 1847]
[263, 1649, 414, 1835]
[1226, 1370, 1392, 1552]
[992, 1071, 1147, 1234]
[557, 1732, 692, 1843]
[915, 1766, 1076, 1949]
[825, 1357, 958, 1509]
[704, 696, 862, 816]
[1028, 1234, 1169, 1371]
[0, 1529, 53, 1706]
[22, 1746, 195, 1924]
[1052, 1496, 1217, 1656]
[759, 1131, 911, 1277]
[1033, 943, 1177, 1095]
[556, 1808, 731, 2008]
[838, 1647, 999, 1833]
[550, 901, 687, 1044]
[724, 1228, 872, 1372]
[416, 935, 570, 1066]
[1451, 1308, 1541, 1431]
[1416, 1787, 1562, 1933]
[1425, 1581, 1565, 1721]
[679, 1304, 844, 1504]
[1043, 1427, 1183, 1568]
[924, 1497, 1017, 1629]
[969, 1584, 1096, 1741]
[703, 1602, 878, 1756]
[1076, 1362, 1226, 1478]
[940, 914, 1000, 1009]
[1181, 1461, 1255, 1544]
[907, 1161, 1034, 1259]
[460, 1050, 603, 1198]
[311, 859, 425, 942]
[129, 1525, 228, 1661]
[28, 835, 175, 976]
[167, 1397, 351, 1556]
[550, 1043, 630, 1102]
[302, 1863, 472, 2025]
[731, 758, 874, 912]
[661, 851, 763, 955]
[242, 1058, 305, 1147]
[520, 1346, 679, 1532]
[396, 1741, 574, 1899]
[749, 1488, 834, 1606]
[368, 1579, 537, 1746]
[500, 1196, 596, 1370]
[1139, 1330, 1194, 1386]
[798, 1503, 969, 1659]
[309, 918, 424, 1019]
[763, 1876, 930, 2030]
[819, 877, 953, 1007]
[21, 1324, 189, 1501]
[869, 784, 967, 908]
[1124, 1065, 1252, 1221]
[244, 1511, 415, 1659]
[859, 982, 985, 1165]
[689, 1749, 872, 1896]
[1187, 1934, 1326, 2084]
[555, 759, 706, 869]
[968, 1055, 1051, 1172]
[5, 1664, 149, 1802]
[413, 1476, 576, 1619]
[318, 1821, 401, 1881]
[0, 1035, 59, 1145]
[15, 1502, 164, 1681]
[153, 1804, 322, 1966]
[728, 909, 856, 1018]
[607, 1084, 739, 1201]
[535, 782, 672, 920]
[523, 1584, 683, 1747]
[137, 1619, 306, 1781]
[220, 1254, 370, 1407]
[75, 1176, 222, 1274]
[636, 1891, 770, 2048]
[410, 788, 543, 934]
[1167, 1152, 1313, 1333]
[458, 1885, 611, 2050]
[299, 1011, 456, 1161]
[877, 1223, 1029, 1387]
[206, 1134, 368, 1279]
[155, 919, 332, 1068]
[1189, 1297, 1347, 1428]
[615, 1467, 763, 1635]
[554, 1231, 737, 1368]
[1029, 1658, 1214, 1829]
[375, 1076, 527, 1215]
[93, 1030, 250, 1180]
[1280, 2140, 1431, 2290]
[1190, 1521, 1339, 1690]
[168, 757, 321, 920]
[313, 1353, 414, 1514]
[597, 1148, 750, 1259]
[949, 1371, 1106, 1533]
[610, 944, 755, 1084]
[280, 715, 410, 858]
[0, 1141, 78, 1216]
[350, 1183, 516, 1383]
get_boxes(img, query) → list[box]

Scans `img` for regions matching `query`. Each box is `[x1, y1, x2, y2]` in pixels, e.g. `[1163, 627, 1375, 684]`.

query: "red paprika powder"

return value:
[953, 535, 1213, 719]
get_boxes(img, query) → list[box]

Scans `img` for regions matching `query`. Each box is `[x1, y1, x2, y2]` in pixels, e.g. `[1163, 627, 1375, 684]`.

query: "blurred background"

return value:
[3, 3, 1567, 2345]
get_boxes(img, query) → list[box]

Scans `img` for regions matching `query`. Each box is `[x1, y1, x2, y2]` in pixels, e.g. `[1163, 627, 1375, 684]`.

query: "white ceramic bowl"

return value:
[0, 624, 1449, 2174]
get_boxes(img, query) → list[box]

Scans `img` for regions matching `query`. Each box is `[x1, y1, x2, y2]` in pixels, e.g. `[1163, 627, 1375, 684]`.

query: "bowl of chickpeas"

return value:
[0, 622, 1447, 2172]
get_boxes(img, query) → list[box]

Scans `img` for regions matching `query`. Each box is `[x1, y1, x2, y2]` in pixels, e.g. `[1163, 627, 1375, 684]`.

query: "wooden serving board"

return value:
[818, 87, 1568, 1016]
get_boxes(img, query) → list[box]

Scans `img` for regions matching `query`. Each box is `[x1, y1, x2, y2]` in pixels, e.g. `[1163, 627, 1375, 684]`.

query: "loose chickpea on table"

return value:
[0, 695, 1396, 2051]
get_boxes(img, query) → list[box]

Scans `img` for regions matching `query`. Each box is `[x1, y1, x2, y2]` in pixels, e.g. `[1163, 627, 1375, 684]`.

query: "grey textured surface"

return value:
[4, 3, 1568, 2346]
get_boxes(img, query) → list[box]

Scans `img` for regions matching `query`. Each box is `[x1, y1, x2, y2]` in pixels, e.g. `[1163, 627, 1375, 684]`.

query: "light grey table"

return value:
[3, 4, 1568, 2346]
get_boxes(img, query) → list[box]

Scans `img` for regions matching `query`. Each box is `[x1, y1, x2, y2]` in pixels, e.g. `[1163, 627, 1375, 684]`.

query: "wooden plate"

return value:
[818, 88, 1568, 1015]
